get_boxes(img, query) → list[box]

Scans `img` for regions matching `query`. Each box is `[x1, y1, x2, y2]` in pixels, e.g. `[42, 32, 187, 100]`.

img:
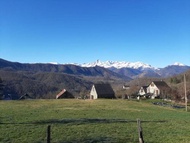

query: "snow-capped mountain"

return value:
[78, 60, 190, 78]
[156, 62, 189, 77]
[172, 62, 186, 66]
[80, 60, 154, 70]
[48, 62, 59, 65]
[0, 58, 189, 79]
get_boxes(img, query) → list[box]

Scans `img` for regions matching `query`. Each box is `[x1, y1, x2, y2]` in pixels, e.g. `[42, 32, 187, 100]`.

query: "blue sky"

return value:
[0, 0, 190, 68]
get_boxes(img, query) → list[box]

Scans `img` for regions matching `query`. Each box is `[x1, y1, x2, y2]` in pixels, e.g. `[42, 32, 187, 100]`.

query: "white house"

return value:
[90, 83, 115, 99]
[147, 81, 171, 99]
[138, 86, 148, 96]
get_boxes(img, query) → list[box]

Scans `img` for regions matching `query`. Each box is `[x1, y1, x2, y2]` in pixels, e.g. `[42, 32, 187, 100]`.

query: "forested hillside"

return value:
[0, 59, 129, 99]
[0, 58, 130, 80]
[166, 70, 190, 100]
[0, 70, 93, 99]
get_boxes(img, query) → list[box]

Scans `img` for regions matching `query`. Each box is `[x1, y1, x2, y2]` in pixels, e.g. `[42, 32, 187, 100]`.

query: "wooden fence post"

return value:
[137, 119, 144, 143]
[47, 125, 51, 143]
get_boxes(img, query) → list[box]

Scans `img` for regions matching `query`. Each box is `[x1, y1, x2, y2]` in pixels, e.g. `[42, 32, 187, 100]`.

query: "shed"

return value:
[56, 89, 74, 99]
[90, 83, 115, 99]
[19, 93, 33, 100]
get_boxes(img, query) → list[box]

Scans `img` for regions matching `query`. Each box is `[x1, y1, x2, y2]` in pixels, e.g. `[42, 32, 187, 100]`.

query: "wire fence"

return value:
[0, 118, 168, 143]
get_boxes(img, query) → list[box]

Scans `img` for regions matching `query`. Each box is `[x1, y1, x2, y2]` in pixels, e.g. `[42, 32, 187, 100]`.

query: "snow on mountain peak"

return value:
[80, 60, 154, 69]
[48, 62, 59, 65]
[172, 62, 186, 66]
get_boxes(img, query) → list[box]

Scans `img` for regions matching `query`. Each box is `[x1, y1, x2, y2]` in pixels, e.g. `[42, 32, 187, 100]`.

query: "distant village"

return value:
[55, 80, 171, 100]
[2, 80, 173, 101]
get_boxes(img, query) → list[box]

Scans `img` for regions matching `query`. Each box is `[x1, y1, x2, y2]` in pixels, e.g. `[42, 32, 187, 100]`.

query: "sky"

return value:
[0, 0, 190, 68]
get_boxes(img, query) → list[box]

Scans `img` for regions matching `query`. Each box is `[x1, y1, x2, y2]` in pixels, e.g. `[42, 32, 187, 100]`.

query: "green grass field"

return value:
[0, 99, 190, 143]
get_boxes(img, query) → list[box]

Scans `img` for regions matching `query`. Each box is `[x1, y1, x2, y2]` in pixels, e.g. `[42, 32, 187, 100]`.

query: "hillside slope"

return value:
[0, 70, 93, 99]
[0, 59, 130, 99]
[0, 58, 131, 80]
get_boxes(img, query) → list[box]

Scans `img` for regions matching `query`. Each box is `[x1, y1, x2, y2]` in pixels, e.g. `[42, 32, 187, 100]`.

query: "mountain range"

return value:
[0, 58, 190, 99]
[0, 58, 127, 80]
[79, 60, 155, 69]
[78, 60, 190, 78]
[1, 58, 190, 79]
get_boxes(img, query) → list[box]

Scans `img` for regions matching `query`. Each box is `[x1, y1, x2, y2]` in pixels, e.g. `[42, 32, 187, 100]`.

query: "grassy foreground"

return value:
[0, 99, 190, 143]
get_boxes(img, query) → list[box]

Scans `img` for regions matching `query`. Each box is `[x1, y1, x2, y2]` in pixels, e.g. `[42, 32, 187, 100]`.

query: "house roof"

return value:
[142, 86, 148, 90]
[56, 89, 66, 99]
[93, 83, 115, 98]
[138, 86, 148, 95]
[19, 93, 33, 100]
[151, 81, 170, 90]
[56, 89, 74, 99]
[142, 86, 148, 92]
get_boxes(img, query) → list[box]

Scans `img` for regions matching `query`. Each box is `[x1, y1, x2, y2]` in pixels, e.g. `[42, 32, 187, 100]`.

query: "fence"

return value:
[0, 119, 166, 143]
[46, 119, 144, 143]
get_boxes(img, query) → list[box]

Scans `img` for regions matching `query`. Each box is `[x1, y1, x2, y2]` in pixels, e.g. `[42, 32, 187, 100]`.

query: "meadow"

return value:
[0, 99, 190, 143]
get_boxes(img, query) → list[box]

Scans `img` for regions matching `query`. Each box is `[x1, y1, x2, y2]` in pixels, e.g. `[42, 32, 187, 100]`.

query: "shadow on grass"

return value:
[58, 137, 116, 143]
[0, 118, 168, 125]
[34, 118, 136, 125]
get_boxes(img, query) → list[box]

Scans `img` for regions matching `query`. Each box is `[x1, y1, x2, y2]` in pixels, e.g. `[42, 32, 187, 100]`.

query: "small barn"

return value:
[90, 83, 115, 99]
[147, 81, 171, 99]
[56, 89, 74, 99]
